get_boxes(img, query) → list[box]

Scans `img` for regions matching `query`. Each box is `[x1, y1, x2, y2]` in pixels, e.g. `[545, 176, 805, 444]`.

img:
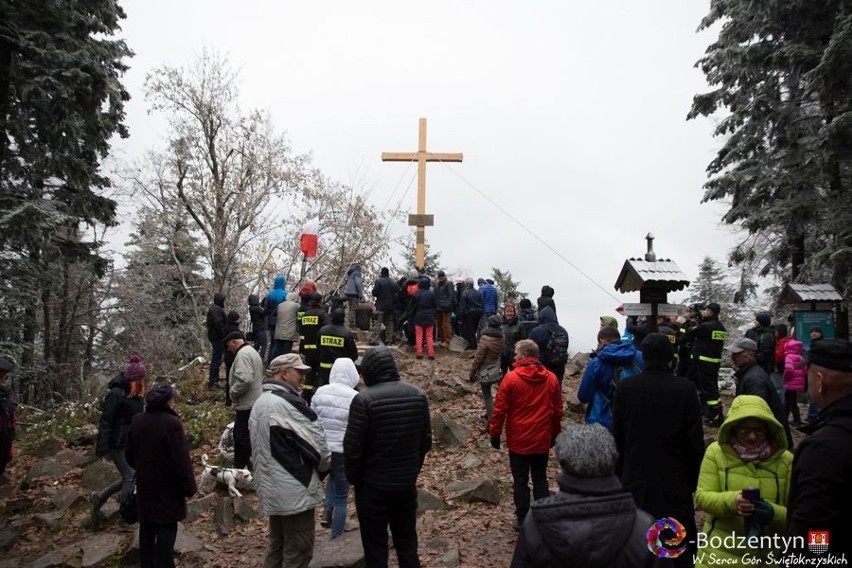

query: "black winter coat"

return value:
[344, 347, 431, 490]
[248, 294, 267, 333]
[434, 280, 455, 312]
[734, 361, 793, 447]
[412, 287, 437, 326]
[371, 276, 399, 313]
[318, 322, 358, 371]
[96, 375, 143, 456]
[459, 287, 483, 316]
[787, 394, 852, 559]
[125, 405, 197, 524]
[612, 366, 705, 539]
[206, 293, 228, 342]
[511, 473, 664, 568]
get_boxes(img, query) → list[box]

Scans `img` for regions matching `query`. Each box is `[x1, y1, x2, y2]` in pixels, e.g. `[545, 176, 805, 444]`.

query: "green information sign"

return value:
[794, 311, 835, 350]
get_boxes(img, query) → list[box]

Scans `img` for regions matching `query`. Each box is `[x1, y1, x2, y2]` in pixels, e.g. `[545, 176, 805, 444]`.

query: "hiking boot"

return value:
[90, 491, 104, 518]
[428, 355, 435, 360]
[320, 509, 332, 528]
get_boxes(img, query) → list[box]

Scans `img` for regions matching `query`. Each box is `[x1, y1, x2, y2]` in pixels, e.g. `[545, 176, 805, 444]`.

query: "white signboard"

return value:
[622, 303, 652, 316]
[658, 304, 687, 317]
[622, 303, 686, 317]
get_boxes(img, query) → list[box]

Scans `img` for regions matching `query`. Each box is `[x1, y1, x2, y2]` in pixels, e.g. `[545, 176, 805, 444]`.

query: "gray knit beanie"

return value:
[555, 424, 618, 478]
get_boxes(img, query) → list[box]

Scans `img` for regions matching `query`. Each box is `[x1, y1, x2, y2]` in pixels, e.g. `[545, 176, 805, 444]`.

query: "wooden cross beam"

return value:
[382, 117, 463, 270]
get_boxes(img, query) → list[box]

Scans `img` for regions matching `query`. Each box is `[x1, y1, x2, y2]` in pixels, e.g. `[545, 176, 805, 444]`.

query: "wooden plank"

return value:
[381, 152, 464, 162]
[408, 214, 434, 226]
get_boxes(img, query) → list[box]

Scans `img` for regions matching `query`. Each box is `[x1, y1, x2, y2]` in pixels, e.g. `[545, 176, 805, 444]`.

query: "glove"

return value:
[745, 500, 774, 539]
[490, 437, 500, 450]
[752, 499, 774, 526]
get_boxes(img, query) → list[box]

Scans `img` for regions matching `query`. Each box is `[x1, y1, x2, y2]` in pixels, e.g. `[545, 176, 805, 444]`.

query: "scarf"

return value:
[731, 440, 772, 463]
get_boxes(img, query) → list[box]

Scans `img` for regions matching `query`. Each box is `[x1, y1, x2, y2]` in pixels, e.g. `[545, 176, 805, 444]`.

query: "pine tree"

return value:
[687, 257, 750, 332]
[490, 268, 528, 306]
[398, 237, 443, 276]
[688, 1, 852, 304]
[0, 1, 130, 400]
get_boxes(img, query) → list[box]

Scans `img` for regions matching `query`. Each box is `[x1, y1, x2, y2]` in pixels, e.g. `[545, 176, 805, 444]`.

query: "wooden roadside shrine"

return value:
[382, 118, 463, 270]
[614, 233, 690, 333]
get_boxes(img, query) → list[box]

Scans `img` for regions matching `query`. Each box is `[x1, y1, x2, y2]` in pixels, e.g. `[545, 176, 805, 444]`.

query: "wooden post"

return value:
[382, 118, 463, 269]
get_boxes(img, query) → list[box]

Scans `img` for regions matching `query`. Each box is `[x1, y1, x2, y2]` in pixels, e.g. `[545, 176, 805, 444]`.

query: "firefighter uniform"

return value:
[317, 311, 358, 385]
[682, 303, 726, 426]
[297, 295, 328, 404]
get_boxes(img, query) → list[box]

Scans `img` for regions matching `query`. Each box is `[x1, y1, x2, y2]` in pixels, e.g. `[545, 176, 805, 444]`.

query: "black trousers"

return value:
[233, 409, 251, 469]
[139, 521, 178, 568]
[461, 311, 482, 349]
[354, 484, 420, 568]
[785, 389, 802, 425]
[509, 451, 550, 523]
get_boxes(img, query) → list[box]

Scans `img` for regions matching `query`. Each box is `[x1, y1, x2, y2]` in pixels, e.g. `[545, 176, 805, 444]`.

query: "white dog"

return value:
[199, 454, 255, 498]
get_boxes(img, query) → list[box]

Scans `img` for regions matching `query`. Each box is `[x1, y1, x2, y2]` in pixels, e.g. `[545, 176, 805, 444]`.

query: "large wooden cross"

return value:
[382, 118, 463, 269]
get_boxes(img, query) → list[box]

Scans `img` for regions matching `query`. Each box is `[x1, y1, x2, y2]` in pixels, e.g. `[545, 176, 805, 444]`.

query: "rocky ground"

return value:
[0, 344, 807, 567]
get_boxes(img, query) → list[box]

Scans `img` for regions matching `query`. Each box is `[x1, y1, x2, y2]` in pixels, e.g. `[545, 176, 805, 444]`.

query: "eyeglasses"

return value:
[735, 425, 768, 438]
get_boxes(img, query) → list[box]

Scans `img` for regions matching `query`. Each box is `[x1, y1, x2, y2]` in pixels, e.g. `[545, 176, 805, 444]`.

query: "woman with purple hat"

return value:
[91, 354, 146, 520]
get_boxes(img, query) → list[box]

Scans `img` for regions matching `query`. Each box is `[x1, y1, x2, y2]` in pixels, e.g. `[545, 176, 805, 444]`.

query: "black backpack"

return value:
[545, 326, 570, 367]
[605, 360, 640, 403]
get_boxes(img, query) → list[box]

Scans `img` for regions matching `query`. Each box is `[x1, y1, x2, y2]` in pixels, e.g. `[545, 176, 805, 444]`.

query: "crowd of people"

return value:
[181, 272, 852, 565]
[1, 268, 850, 567]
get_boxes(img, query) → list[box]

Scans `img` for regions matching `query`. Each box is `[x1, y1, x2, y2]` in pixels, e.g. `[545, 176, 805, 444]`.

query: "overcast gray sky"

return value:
[113, 0, 739, 350]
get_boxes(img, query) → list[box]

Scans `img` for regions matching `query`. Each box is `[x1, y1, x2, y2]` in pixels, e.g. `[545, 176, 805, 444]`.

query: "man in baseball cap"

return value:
[724, 337, 792, 447]
[788, 339, 852, 558]
[250, 351, 329, 567]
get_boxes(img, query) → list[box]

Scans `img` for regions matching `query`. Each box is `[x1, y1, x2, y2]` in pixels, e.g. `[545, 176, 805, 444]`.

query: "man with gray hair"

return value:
[511, 424, 664, 567]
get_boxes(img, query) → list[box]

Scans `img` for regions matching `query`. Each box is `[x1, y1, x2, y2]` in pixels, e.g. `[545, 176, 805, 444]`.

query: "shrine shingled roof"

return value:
[614, 258, 691, 294]
[780, 283, 843, 304]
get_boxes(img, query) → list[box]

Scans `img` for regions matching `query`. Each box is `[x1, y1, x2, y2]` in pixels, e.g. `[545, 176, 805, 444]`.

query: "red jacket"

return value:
[488, 357, 563, 454]
[775, 336, 790, 373]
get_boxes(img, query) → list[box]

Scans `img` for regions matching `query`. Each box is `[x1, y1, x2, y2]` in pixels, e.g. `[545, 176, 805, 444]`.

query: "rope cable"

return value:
[435, 158, 624, 304]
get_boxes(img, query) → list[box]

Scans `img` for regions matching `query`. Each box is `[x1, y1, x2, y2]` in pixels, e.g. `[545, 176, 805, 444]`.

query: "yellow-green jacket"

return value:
[695, 395, 793, 567]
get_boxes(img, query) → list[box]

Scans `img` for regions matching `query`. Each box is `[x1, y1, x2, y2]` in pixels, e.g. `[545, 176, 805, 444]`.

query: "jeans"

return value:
[269, 339, 294, 362]
[233, 409, 252, 469]
[253, 329, 268, 361]
[508, 451, 550, 523]
[355, 484, 420, 568]
[208, 340, 224, 388]
[323, 453, 349, 539]
[139, 521, 178, 568]
[480, 382, 496, 422]
[97, 448, 135, 508]
[264, 510, 315, 568]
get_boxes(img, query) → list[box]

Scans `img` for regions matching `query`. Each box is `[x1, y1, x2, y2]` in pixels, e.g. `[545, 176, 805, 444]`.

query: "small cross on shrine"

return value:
[382, 118, 463, 269]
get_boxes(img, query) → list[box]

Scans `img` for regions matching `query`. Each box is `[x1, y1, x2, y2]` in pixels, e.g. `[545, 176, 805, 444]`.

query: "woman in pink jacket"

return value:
[783, 339, 806, 427]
